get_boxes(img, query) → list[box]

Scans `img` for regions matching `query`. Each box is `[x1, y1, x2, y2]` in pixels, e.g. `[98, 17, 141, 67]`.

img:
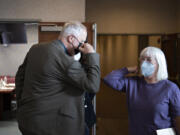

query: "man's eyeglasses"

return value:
[73, 36, 88, 46]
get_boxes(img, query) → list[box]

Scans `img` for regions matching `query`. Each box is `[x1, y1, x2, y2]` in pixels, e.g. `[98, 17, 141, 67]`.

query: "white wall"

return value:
[0, 25, 38, 75]
[0, 0, 85, 75]
[0, 0, 85, 22]
[86, 0, 177, 34]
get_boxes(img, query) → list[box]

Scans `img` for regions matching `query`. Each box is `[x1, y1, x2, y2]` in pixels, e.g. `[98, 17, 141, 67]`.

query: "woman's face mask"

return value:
[141, 61, 155, 77]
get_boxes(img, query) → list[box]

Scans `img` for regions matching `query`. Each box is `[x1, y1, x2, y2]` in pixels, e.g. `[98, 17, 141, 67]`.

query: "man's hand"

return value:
[127, 66, 138, 73]
[79, 43, 95, 54]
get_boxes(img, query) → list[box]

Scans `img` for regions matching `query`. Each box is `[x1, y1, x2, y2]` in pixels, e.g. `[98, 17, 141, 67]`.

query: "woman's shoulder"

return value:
[164, 80, 179, 88]
[163, 80, 180, 94]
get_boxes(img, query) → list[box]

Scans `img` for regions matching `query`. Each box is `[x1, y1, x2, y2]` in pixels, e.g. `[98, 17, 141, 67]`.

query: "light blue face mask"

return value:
[141, 61, 155, 77]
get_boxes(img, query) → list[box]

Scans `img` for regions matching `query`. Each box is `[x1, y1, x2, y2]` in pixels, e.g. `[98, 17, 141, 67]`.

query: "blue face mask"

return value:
[141, 61, 155, 77]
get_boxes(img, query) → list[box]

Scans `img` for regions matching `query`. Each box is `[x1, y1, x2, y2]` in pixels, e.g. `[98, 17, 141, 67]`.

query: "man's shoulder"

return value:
[30, 40, 63, 51]
[37, 41, 56, 47]
[29, 41, 51, 49]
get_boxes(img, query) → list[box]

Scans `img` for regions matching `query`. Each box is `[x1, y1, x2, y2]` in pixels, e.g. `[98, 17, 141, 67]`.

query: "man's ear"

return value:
[67, 35, 74, 43]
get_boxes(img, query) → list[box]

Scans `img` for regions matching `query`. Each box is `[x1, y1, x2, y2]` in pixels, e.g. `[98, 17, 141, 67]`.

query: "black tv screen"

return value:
[0, 23, 27, 44]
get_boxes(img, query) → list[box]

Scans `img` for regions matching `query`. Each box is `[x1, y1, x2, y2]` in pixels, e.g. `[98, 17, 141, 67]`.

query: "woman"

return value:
[103, 46, 180, 135]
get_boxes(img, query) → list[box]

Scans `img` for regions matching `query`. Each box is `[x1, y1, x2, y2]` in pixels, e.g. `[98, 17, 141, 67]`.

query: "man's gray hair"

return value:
[140, 46, 168, 81]
[60, 21, 87, 38]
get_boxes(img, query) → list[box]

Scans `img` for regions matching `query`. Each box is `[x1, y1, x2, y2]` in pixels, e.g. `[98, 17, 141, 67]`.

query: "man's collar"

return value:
[58, 40, 69, 55]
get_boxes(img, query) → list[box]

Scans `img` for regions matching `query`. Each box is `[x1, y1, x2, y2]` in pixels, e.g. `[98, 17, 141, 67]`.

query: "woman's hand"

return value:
[127, 66, 138, 74]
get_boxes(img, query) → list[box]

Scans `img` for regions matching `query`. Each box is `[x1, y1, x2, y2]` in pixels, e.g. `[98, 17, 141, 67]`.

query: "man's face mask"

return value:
[74, 42, 83, 54]
[73, 35, 87, 54]
[141, 61, 155, 77]
[74, 52, 81, 61]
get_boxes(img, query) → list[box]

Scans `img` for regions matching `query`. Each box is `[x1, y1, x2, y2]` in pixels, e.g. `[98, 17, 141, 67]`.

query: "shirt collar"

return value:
[58, 40, 69, 55]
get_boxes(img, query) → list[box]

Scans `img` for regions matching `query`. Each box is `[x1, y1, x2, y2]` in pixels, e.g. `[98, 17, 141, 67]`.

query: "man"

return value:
[15, 22, 100, 135]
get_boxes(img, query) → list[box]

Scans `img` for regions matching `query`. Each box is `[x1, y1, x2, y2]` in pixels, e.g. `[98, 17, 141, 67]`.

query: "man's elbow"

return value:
[86, 80, 100, 93]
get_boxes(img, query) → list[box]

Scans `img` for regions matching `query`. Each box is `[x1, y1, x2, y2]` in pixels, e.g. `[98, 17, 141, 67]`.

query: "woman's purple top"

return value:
[103, 68, 180, 135]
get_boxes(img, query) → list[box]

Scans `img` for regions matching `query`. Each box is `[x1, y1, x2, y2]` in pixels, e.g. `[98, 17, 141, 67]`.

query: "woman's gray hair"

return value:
[60, 21, 87, 38]
[140, 46, 168, 81]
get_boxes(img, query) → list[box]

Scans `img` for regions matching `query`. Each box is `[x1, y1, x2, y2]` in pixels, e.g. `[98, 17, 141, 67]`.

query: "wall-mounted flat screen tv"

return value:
[0, 23, 27, 44]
